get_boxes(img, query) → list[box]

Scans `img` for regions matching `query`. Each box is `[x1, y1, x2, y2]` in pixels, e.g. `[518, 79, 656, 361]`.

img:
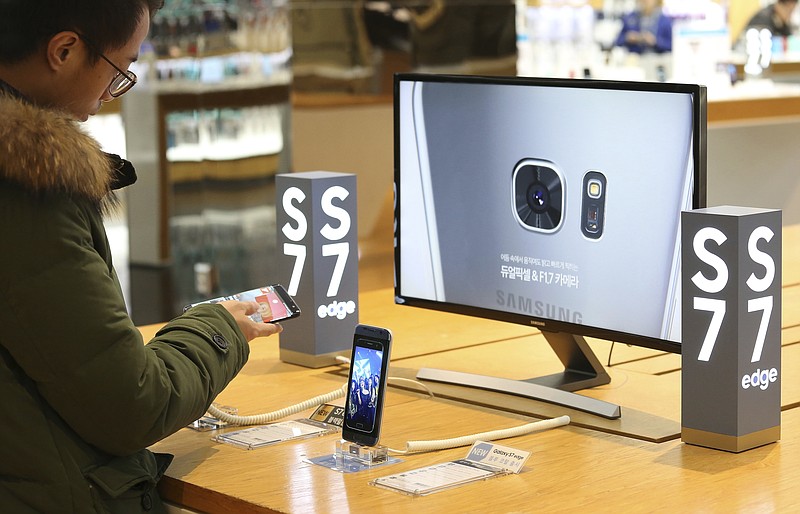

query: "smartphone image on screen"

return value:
[185, 284, 301, 323]
[342, 324, 393, 447]
[400, 78, 694, 342]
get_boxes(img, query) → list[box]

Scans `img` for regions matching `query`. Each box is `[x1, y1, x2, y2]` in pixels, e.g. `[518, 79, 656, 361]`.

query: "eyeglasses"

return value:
[76, 33, 137, 98]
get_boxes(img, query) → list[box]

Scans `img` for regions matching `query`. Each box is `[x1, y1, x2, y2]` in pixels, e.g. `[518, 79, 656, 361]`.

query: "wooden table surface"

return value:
[145, 224, 800, 513]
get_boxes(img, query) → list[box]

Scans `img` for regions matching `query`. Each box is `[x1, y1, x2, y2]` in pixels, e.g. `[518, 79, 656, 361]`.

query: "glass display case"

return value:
[123, 0, 292, 324]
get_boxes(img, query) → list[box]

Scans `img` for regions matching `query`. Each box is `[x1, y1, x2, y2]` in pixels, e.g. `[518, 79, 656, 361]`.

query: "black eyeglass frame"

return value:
[76, 33, 137, 98]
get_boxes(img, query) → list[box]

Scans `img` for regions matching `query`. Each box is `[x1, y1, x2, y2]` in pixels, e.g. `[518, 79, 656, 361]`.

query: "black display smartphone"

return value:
[342, 324, 393, 447]
[185, 284, 301, 323]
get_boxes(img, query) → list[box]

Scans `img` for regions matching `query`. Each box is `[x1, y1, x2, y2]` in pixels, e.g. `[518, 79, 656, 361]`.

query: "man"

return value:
[747, 0, 798, 38]
[0, 2, 281, 512]
[614, 0, 673, 54]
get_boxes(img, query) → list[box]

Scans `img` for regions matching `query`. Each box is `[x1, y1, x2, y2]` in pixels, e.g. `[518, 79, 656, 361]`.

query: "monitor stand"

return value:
[416, 330, 621, 419]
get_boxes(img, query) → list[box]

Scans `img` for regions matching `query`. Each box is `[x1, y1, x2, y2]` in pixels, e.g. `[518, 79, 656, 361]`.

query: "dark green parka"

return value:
[0, 92, 250, 512]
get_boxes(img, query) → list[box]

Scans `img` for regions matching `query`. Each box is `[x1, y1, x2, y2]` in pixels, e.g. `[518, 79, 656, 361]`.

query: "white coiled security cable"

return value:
[203, 353, 570, 455]
[205, 384, 347, 426]
[387, 415, 571, 454]
[201, 375, 431, 426]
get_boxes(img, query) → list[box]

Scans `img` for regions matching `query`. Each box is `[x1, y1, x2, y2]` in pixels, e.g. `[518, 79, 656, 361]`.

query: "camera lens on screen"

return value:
[528, 183, 550, 212]
[513, 160, 564, 233]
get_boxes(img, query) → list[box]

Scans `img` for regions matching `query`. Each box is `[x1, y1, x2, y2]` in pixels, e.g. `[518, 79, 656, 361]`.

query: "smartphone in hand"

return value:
[342, 324, 393, 447]
[185, 284, 301, 323]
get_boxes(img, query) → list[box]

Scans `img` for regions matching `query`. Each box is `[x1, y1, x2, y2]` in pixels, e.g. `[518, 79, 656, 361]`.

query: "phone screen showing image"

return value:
[345, 344, 385, 433]
[186, 284, 300, 323]
[253, 287, 289, 322]
[342, 325, 392, 447]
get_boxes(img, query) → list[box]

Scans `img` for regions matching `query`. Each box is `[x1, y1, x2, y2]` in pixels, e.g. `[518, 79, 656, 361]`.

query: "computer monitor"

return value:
[394, 73, 707, 418]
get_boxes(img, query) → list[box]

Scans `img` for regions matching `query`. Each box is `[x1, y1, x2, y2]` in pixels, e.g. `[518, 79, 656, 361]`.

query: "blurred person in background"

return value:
[746, 0, 798, 38]
[615, 0, 673, 54]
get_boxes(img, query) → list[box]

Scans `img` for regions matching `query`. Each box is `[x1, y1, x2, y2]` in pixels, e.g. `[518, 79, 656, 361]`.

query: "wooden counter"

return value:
[708, 85, 800, 125]
[145, 223, 800, 513]
[154, 399, 800, 513]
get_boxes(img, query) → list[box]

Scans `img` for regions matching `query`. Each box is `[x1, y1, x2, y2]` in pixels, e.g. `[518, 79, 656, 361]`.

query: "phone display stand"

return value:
[188, 404, 238, 432]
[306, 439, 400, 473]
[336, 439, 389, 465]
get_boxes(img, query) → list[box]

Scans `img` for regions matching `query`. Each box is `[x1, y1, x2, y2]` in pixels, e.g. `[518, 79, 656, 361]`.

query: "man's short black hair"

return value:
[0, 0, 164, 64]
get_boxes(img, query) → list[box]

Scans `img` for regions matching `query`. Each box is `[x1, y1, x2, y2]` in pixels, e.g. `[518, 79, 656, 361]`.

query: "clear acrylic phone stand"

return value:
[187, 404, 238, 432]
[306, 439, 399, 473]
[335, 439, 389, 465]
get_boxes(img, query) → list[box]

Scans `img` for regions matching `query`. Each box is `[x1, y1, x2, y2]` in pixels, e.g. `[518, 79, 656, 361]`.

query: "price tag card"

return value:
[371, 459, 501, 496]
[309, 403, 346, 428]
[464, 441, 531, 474]
[213, 419, 333, 450]
[370, 441, 530, 496]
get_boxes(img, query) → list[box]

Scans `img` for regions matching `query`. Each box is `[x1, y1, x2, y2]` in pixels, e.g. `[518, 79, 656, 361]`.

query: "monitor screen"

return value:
[394, 74, 707, 355]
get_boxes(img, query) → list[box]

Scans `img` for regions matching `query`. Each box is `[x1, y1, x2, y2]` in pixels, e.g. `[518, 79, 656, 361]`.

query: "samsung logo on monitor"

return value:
[496, 291, 583, 324]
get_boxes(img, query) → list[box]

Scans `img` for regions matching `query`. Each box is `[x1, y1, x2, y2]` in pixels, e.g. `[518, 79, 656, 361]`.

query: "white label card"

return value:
[214, 420, 329, 450]
[372, 460, 499, 496]
[465, 441, 531, 474]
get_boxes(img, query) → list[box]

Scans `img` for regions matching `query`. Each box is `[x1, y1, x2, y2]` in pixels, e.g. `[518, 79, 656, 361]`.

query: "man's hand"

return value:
[219, 301, 283, 341]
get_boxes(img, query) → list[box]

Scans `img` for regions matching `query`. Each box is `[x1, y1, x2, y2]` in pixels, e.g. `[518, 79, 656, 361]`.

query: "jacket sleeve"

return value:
[0, 196, 249, 456]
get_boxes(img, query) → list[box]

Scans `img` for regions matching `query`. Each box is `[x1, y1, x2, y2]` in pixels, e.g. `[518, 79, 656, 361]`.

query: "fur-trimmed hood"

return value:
[0, 93, 114, 201]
